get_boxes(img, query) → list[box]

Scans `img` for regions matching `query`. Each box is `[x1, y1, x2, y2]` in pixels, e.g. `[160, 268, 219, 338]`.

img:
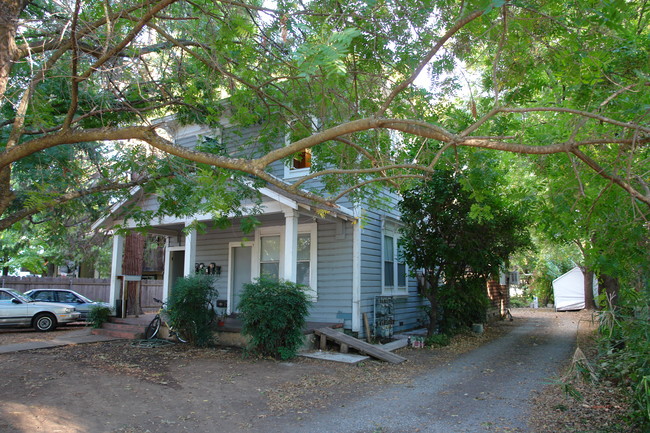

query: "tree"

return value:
[1, 0, 648, 235]
[399, 169, 531, 335]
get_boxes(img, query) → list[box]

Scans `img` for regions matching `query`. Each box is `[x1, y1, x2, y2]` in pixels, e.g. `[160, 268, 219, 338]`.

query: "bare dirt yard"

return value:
[0, 309, 640, 433]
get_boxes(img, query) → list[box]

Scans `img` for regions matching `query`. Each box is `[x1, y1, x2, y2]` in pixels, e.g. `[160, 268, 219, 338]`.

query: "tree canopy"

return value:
[1, 0, 648, 235]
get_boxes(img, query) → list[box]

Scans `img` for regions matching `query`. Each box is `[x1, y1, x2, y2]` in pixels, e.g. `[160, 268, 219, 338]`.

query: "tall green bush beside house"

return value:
[166, 274, 218, 347]
[238, 277, 311, 360]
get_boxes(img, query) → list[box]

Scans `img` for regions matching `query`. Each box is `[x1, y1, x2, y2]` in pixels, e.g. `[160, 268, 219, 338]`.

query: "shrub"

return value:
[597, 288, 650, 428]
[425, 333, 450, 347]
[88, 305, 112, 329]
[438, 277, 489, 334]
[238, 276, 312, 360]
[166, 274, 218, 347]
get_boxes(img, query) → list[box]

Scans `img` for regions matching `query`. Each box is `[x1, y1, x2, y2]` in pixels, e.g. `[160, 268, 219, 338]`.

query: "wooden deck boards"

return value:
[314, 327, 407, 364]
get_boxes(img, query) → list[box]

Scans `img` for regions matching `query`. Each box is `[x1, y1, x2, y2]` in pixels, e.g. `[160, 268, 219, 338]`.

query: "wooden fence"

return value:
[0, 276, 163, 308]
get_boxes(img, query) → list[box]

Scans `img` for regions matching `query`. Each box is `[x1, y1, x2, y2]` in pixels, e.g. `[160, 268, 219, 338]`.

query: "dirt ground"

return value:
[0, 309, 636, 433]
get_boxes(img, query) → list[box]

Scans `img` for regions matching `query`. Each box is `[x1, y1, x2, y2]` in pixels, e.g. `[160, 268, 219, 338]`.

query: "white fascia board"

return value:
[91, 186, 142, 231]
[258, 186, 298, 210]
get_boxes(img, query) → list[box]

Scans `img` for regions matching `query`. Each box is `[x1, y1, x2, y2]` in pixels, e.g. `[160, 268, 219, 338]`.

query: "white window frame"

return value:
[283, 117, 318, 179]
[382, 220, 408, 296]
[252, 223, 318, 299]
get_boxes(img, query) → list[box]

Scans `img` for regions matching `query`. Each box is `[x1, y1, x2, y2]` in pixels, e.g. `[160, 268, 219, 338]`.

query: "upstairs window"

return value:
[292, 148, 312, 170]
[285, 118, 317, 178]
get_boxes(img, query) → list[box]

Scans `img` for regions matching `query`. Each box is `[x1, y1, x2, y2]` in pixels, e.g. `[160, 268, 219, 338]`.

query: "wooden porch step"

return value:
[90, 317, 147, 340]
[314, 327, 407, 364]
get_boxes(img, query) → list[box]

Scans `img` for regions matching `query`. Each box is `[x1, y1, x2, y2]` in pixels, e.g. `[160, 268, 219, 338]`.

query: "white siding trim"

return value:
[352, 212, 361, 333]
[109, 234, 124, 310]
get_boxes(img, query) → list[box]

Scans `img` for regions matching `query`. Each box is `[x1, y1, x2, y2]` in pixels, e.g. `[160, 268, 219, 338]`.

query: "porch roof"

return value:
[92, 180, 356, 233]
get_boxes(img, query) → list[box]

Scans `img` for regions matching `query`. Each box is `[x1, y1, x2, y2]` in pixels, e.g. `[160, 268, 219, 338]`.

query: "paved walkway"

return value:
[0, 328, 119, 354]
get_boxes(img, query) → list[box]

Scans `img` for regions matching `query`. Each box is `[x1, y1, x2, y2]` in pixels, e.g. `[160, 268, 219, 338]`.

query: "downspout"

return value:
[351, 207, 362, 334]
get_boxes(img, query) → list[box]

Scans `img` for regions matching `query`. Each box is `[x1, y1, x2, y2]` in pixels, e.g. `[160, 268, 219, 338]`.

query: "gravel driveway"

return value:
[266, 311, 578, 433]
[0, 310, 578, 433]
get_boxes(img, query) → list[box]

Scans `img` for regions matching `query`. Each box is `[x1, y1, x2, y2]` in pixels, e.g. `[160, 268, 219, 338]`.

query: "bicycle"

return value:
[144, 298, 189, 343]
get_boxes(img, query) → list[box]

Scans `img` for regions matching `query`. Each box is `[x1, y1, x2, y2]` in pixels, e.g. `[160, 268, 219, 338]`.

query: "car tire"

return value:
[33, 313, 57, 332]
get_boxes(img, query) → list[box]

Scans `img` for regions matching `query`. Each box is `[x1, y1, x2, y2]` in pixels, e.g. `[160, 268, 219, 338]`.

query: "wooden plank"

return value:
[314, 327, 406, 364]
[362, 313, 372, 342]
[320, 333, 327, 350]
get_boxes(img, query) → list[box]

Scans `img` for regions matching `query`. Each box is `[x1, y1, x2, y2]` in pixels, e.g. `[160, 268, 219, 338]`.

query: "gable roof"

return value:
[92, 180, 356, 232]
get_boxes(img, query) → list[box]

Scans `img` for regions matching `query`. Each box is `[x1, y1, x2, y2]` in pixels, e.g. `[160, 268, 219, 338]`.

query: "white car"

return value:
[0, 288, 81, 331]
[24, 288, 113, 321]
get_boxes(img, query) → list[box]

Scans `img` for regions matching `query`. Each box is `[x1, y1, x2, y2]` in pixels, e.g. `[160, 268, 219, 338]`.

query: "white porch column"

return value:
[283, 208, 298, 282]
[352, 208, 362, 334]
[162, 237, 171, 301]
[184, 223, 197, 277]
[109, 233, 124, 310]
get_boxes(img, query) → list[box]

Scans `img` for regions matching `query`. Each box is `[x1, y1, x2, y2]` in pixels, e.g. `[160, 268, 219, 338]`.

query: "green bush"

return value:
[425, 333, 450, 347]
[438, 277, 489, 334]
[166, 274, 218, 347]
[238, 276, 312, 360]
[88, 305, 112, 329]
[510, 295, 531, 308]
[597, 288, 650, 428]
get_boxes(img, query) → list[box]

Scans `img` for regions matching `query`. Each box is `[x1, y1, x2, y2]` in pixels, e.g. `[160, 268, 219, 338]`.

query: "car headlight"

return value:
[63, 307, 75, 313]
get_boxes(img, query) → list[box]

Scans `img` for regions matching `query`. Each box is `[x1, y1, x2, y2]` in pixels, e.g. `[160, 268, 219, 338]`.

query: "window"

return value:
[383, 223, 407, 295]
[260, 235, 280, 278]
[59, 291, 80, 303]
[254, 224, 317, 299]
[292, 148, 312, 170]
[284, 118, 317, 179]
[384, 235, 395, 287]
[296, 233, 311, 287]
[34, 291, 57, 302]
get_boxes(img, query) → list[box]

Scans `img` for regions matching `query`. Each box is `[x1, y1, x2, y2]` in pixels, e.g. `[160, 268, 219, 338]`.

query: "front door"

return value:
[169, 250, 185, 292]
[230, 245, 252, 314]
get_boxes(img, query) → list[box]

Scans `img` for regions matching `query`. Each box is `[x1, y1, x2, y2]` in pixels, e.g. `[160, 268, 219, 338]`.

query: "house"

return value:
[97, 118, 427, 337]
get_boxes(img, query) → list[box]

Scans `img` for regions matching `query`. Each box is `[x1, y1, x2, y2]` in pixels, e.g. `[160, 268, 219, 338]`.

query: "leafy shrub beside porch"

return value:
[88, 305, 112, 329]
[238, 276, 312, 360]
[166, 274, 218, 347]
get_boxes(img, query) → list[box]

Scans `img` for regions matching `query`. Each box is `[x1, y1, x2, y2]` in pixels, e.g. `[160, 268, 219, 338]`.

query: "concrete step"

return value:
[90, 317, 150, 340]
[101, 321, 147, 333]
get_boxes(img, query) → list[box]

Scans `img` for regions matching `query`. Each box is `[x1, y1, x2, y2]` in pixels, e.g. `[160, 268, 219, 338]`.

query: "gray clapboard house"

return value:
[101, 118, 426, 337]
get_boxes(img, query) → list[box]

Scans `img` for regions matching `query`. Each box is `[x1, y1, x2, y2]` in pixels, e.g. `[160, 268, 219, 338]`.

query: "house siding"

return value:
[357, 192, 427, 336]
[184, 215, 354, 327]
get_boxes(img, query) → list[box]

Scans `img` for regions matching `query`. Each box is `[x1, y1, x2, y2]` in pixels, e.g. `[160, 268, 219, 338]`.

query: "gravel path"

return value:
[271, 312, 577, 433]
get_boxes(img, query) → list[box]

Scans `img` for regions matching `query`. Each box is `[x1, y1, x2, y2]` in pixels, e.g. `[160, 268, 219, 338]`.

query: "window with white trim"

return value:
[284, 118, 317, 179]
[254, 224, 318, 299]
[383, 223, 407, 295]
[260, 235, 280, 278]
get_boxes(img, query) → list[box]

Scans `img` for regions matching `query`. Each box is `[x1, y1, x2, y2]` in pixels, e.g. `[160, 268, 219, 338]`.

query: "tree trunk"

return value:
[424, 275, 439, 337]
[599, 274, 620, 308]
[122, 232, 145, 316]
[582, 268, 596, 310]
[0, 0, 27, 100]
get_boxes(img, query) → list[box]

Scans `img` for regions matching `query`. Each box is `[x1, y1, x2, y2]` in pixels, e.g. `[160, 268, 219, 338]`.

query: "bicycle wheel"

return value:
[173, 328, 189, 343]
[145, 316, 161, 339]
[171, 320, 196, 343]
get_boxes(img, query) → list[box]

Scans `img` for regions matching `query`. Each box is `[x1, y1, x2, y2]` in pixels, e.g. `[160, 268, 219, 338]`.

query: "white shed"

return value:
[552, 267, 598, 311]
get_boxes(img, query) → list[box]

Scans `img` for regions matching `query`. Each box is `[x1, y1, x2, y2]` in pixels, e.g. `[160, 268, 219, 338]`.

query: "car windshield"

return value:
[4, 289, 31, 303]
[75, 293, 93, 303]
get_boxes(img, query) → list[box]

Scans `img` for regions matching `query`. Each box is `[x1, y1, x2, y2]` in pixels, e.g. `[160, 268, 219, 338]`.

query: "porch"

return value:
[91, 314, 343, 349]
